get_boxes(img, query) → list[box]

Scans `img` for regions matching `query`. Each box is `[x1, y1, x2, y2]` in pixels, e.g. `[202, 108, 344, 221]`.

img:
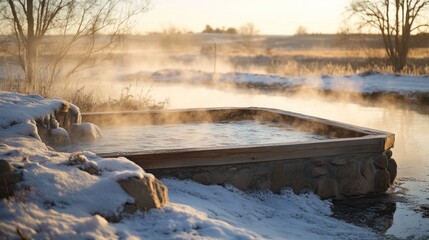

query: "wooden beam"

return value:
[99, 136, 387, 169]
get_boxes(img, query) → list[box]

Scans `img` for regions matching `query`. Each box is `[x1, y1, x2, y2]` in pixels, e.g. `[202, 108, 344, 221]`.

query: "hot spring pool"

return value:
[56, 120, 331, 153]
[53, 107, 395, 200]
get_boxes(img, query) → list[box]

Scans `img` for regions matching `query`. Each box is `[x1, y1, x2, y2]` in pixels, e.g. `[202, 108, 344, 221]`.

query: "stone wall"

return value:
[149, 149, 397, 199]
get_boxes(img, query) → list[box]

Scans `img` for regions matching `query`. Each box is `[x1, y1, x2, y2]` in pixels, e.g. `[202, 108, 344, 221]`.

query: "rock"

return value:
[51, 127, 71, 145]
[312, 159, 326, 166]
[254, 178, 271, 189]
[70, 122, 101, 141]
[229, 168, 254, 190]
[66, 153, 89, 166]
[330, 158, 347, 166]
[360, 159, 375, 182]
[65, 153, 100, 175]
[0, 160, 14, 173]
[59, 102, 71, 112]
[211, 170, 231, 184]
[0, 160, 23, 199]
[251, 165, 271, 175]
[316, 177, 337, 199]
[50, 118, 60, 129]
[55, 103, 80, 129]
[118, 176, 168, 212]
[192, 172, 212, 185]
[387, 158, 397, 184]
[334, 164, 359, 179]
[374, 170, 390, 192]
[385, 149, 393, 159]
[338, 178, 370, 197]
[312, 167, 327, 177]
[0, 172, 23, 184]
[373, 155, 388, 169]
[271, 162, 310, 193]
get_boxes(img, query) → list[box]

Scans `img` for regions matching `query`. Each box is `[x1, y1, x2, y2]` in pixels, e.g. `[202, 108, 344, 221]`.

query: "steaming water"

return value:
[57, 121, 330, 153]
[141, 82, 428, 238]
[77, 80, 428, 238]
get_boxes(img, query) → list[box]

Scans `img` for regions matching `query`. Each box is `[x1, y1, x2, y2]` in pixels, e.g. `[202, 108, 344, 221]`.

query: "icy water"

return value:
[57, 121, 329, 153]
[141, 83, 428, 239]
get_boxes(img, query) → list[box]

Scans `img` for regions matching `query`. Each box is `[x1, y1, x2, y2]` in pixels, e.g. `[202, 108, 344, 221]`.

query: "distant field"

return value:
[115, 33, 429, 75]
[1, 33, 429, 80]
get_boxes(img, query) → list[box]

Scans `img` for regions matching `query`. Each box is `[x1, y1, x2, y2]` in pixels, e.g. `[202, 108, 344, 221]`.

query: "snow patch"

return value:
[0, 91, 64, 128]
[148, 69, 429, 94]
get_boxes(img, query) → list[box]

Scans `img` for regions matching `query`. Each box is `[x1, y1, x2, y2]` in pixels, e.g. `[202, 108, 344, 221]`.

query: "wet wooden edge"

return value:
[98, 136, 389, 169]
[83, 107, 395, 169]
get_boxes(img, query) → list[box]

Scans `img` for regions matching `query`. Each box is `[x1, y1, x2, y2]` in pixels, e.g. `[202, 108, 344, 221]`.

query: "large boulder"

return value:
[70, 122, 102, 141]
[118, 175, 169, 213]
[51, 127, 71, 145]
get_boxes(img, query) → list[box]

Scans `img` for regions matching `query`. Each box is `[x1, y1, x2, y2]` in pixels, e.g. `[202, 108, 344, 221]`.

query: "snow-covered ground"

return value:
[0, 91, 379, 239]
[140, 69, 429, 95]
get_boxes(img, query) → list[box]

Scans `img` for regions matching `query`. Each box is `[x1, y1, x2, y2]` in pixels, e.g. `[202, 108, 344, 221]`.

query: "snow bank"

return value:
[148, 69, 429, 94]
[0, 92, 148, 238]
[114, 179, 377, 239]
[0, 91, 377, 239]
[0, 92, 64, 129]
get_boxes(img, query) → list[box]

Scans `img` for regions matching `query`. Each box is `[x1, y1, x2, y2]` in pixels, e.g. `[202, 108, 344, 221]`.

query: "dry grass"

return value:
[0, 79, 169, 112]
[264, 59, 429, 76]
[210, 40, 429, 76]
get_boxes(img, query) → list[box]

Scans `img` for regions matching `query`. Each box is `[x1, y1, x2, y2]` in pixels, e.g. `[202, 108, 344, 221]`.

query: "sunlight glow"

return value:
[136, 0, 352, 35]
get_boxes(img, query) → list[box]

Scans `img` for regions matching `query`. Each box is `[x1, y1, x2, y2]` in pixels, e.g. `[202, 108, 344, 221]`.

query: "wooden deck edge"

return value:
[85, 107, 395, 170]
[99, 135, 388, 169]
[82, 107, 394, 137]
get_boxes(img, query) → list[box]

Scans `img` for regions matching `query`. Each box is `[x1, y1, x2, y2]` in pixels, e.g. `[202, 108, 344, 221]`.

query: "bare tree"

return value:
[0, 0, 150, 91]
[348, 0, 429, 72]
[295, 25, 308, 35]
[238, 22, 259, 54]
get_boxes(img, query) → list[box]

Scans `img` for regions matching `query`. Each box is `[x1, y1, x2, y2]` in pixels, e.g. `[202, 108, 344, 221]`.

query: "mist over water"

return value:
[46, 35, 428, 237]
[121, 81, 428, 238]
[144, 83, 427, 173]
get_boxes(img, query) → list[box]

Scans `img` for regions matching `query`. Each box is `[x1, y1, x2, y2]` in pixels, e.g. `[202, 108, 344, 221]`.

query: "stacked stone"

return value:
[312, 151, 396, 199]
[149, 150, 398, 200]
[386, 149, 397, 184]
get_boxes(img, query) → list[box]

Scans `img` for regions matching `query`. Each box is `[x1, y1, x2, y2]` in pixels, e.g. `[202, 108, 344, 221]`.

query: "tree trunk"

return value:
[25, 42, 37, 91]
[393, 58, 405, 72]
[25, 0, 36, 92]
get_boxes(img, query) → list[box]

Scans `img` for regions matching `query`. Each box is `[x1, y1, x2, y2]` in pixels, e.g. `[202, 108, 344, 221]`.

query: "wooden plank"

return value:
[384, 134, 395, 150]
[99, 136, 386, 169]
[258, 107, 393, 136]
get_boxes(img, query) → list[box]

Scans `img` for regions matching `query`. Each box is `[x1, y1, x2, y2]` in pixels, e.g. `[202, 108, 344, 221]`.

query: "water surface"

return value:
[57, 120, 329, 153]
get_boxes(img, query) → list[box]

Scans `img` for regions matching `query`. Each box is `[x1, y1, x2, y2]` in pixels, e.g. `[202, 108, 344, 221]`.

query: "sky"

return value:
[136, 0, 352, 35]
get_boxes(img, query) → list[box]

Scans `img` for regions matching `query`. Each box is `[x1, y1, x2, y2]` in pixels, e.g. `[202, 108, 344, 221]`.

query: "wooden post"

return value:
[213, 43, 217, 74]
